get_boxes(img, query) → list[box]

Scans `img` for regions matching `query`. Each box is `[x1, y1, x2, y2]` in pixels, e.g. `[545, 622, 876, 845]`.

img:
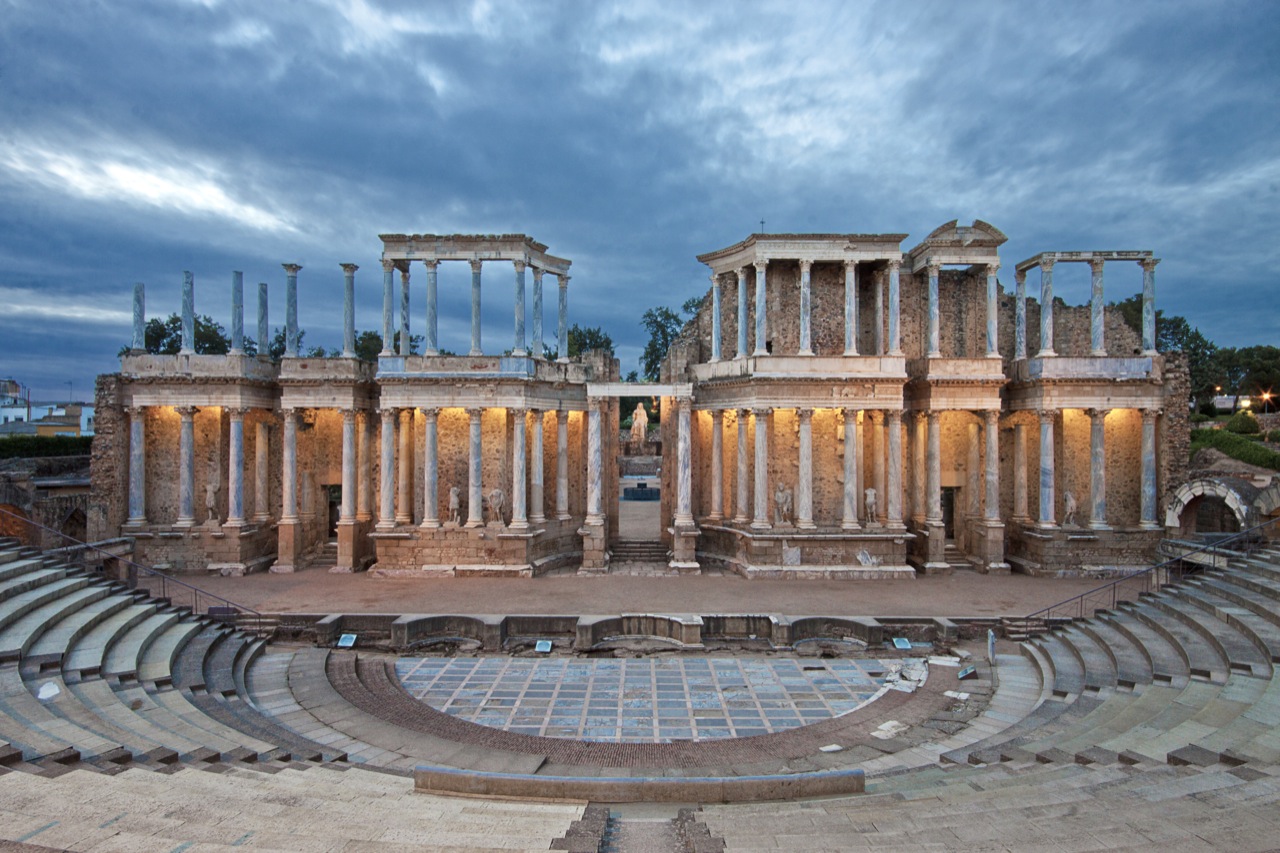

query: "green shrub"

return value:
[0, 435, 93, 459]
[1268, 429, 1280, 443]
[1190, 428, 1280, 470]
[1225, 409, 1262, 434]
[1190, 413, 1211, 424]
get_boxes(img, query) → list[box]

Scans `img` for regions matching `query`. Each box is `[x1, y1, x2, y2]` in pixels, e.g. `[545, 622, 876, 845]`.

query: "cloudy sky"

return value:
[2, 0, 1277, 401]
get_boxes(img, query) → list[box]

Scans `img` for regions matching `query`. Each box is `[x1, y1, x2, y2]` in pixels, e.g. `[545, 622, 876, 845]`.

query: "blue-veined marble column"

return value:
[131, 282, 146, 352]
[282, 409, 298, 523]
[751, 408, 770, 529]
[512, 261, 527, 357]
[530, 409, 545, 523]
[511, 409, 528, 529]
[557, 275, 569, 362]
[469, 260, 484, 356]
[180, 271, 195, 354]
[911, 413, 925, 523]
[843, 261, 858, 356]
[1014, 269, 1027, 360]
[398, 268, 411, 356]
[984, 410, 1000, 522]
[420, 408, 439, 528]
[424, 260, 439, 355]
[798, 260, 814, 355]
[466, 408, 483, 527]
[377, 408, 395, 529]
[380, 260, 395, 356]
[887, 410, 904, 529]
[176, 407, 195, 526]
[967, 422, 981, 517]
[555, 410, 570, 519]
[257, 282, 269, 360]
[888, 259, 903, 356]
[736, 268, 748, 359]
[709, 274, 722, 363]
[127, 406, 147, 525]
[1141, 258, 1159, 355]
[1037, 259, 1056, 357]
[985, 263, 999, 357]
[396, 408, 412, 524]
[709, 409, 723, 521]
[283, 264, 301, 357]
[676, 399, 696, 525]
[927, 261, 941, 357]
[1013, 422, 1029, 521]
[531, 269, 543, 359]
[874, 269, 885, 355]
[227, 408, 245, 526]
[842, 408, 860, 530]
[339, 409, 355, 523]
[1088, 408, 1109, 529]
[797, 407, 815, 529]
[926, 412, 942, 524]
[341, 264, 357, 358]
[256, 419, 271, 522]
[586, 400, 603, 525]
[1090, 258, 1106, 356]
[734, 409, 749, 524]
[752, 261, 768, 356]
[1037, 409, 1057, 527]
[872, 410, 886, 525]
[1141, 408, 1160, 528]
[230, 271, 244, 354]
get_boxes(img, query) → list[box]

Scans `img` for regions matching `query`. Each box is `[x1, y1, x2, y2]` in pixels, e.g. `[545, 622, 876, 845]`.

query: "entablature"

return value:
[696, 233, 907, 275]
[376, 355, 594, 384]
[375, 382, 587, 413]
[379, 233, 571, 275]
[691, 378, 905, 412]
[1012, 356, 1160, 383]
[121, 353, 278, 383]
[690, 355, 907, 383]
[1015, 250, 1154, 274]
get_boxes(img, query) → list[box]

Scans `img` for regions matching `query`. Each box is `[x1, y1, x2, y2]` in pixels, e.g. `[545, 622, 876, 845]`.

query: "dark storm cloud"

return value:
[0, 0, 1276, 399]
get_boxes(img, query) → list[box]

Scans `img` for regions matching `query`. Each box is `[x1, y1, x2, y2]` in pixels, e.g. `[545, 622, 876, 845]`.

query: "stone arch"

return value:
[1255, 481, 1280, 519]
[1166, 476, 1258, 534]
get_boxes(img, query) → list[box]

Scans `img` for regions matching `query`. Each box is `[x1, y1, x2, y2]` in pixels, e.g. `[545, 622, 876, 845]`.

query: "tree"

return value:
[1111, 296, 1218, 404]
[566, 325, 615, 359]
[352, 330, 424, 361]
[133, 313, 233, 355]
[639, 306, 684, 382]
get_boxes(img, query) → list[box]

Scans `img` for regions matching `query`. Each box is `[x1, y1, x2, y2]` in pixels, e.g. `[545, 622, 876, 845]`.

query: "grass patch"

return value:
[1191, 428, 1280, 470]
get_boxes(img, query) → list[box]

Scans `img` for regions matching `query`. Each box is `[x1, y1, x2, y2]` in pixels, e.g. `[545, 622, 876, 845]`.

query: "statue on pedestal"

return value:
[1063, 491, 1078, 527]
[864, 487, 878, 526]
[773, 482, 793, 525]
[629, 403, 649, 452]
[447, 486, 460, 526]
[487, 488, 505, 526]
[204, 459, 220, 525]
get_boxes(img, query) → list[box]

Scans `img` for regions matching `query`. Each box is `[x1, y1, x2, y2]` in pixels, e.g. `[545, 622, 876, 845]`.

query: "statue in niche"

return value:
[447, 486, 461, 525]
[204, 459, 220, 525]
[773, 482, 793, 525]
[864, 487, 879, 526]
[487, 488, 505, 525]
[1063, 491, 1078, 527]
[629, 403, 649, 449]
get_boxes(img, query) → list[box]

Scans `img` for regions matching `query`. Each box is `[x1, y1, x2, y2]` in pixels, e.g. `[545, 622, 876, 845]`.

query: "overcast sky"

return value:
[2, 0, 1277, 402]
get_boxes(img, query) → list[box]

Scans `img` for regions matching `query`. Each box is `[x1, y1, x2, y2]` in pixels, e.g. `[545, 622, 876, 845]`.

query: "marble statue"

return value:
[1063, 490, 1078, 527]
[629, 403, 649, 448]
[487, 488, 505, 525]
[448, 486, 460, 525]
[773, 482, 793, 525]
[204, 459, 219, 524]
[864, 487, 878, 524]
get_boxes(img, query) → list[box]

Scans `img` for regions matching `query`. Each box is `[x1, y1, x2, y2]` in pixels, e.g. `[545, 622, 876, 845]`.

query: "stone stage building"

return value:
[89, 221, 1188, 579]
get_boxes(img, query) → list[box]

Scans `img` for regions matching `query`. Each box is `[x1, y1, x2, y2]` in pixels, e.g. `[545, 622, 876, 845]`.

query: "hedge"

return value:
[1190, 428, 1280, 470]
[1226, 409, 1262, 434]
[0, 435, 94, 459]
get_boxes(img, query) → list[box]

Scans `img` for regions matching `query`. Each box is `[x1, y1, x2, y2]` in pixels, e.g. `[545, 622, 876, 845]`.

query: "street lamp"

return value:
[1263, 391, 1274, 415]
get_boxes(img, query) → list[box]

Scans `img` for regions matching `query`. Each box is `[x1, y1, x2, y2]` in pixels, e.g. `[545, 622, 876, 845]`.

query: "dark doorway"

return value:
[325, 485, 340, 540]
[941, 487, 958, 540]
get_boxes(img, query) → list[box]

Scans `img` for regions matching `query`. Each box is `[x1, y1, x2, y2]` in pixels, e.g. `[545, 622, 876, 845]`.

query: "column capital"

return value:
[1015, 268, 1026, 284]
[926, 410, 941, 426]
[869, 409, 885, 425]
[753, 259, 768, 273]
[340, 262, 359, 274]
[339, 406, 355, 419]
[1085, 407, 1110, 419]
[418, 407, 440, 419]
[798, 258, 812, 274]
[381, 258, 396, 272]
[843, 258, 857, 272]
[1088, 257, 1106, 274]
[886, 409, 902, 424]
[1139, 257, 1160, 272]
[886, 257, 901, 272]
[925, 259, 941, 275]
[422, 257, 439, 270]
[557, 273, 570, 287]
[983, 408, 1000, 424]
[844, 406, 858, 419]
[738, 407, 752, 419]
[797, 406, 813, 419]
[513, 259, 527, 273]
[379, 406, 396, 420]
[1141, 407, 1161, 421]
[400, 267, 410, 283]
[676, 397, 692, 413]
[225, 406, 246, 418]
[175, 406, 197, 418]
[736, 266, 749, 281]
[465, 406, 484, 418]
[710, 407, 723, 421]
[282, 263, 302, 274]
[709, 272, 720, 288]
[1037, 408, 1057, 424]
[1040, 257, 1055, 272]
[986, 262, 1000, 276]
[531, 266, 543, 281]
[510, 406, 527, 417]
[469, 259, 484, 273]
[751, 406, 772, 417]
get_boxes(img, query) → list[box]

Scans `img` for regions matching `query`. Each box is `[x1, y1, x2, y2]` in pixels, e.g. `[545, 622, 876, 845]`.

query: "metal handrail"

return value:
[1021, 516, 1280, 627]
[0, 505, 264, 635]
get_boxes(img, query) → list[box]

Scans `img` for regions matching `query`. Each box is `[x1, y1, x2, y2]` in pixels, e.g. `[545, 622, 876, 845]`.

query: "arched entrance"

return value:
[1166, 477, 1258, 537]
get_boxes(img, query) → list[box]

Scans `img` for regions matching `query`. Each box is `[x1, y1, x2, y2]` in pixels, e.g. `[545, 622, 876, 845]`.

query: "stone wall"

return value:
[88, 374, 127, 542]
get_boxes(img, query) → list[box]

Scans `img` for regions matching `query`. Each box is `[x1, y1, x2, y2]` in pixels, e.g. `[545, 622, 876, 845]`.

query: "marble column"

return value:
[855, 411, 865, 521]
[397, 409, 412, 524]
[341, 264, 357, 358]
[176, 407, 195, 527]
[131, 282, 145, 352]
[1015, 269, 1027, 360]
[1090, 258, 1106, 356]
[1088, 408, 1109, 529]
[398, 268, 411, 356]
[1141, 258, 1159, 355]
[556, 275, 569, 362]
[709, 409, 724, 521]
[797, 407, 815, 528]
[709, 274, 722, 363]
[555, 410, 570, 519]
[282, 409, 299, 523]
[425, 260, 439, 355]
[752, 261, 768, 356]
[586, 400, 604, 525]
[511, 409, 528, 529]
[675, 398, 693, 526]
[966, 422, 981, 518]
[283, 264, 300, 357]
[226, 408, 245, 526]
[842, 408, 860, 530]
[872, 411, 886, 525]
[736, 268, 749, 359]
[888, 259, 903, 356]
[512, 261, 527, 357]
[1013, 422, 1029, 522]
[874, 269, 885, 355]
[230, 271, 244, 354]
[356, 413, 371, 522]
[1141, 408, 1159, 528]
[339, 409, 356, 522]
[927, 261, 942, 357]
[1037, 259, 1056, 357]
[912, 413, 926, 523]
[843, 260, 859, 356]
[985, 263, 999, 358]
[377, 408, 395, 529]
[530, 410, 545, 524]
[798, 259, 814, 356]
[466, 408, 483, 527]
[531, 269, 544, 359]
[1038, 409, 1057, 527]
[420, 408, 440, 528]
[984, 410, 1000, 522]
[886, 410, 904, 529]
[469, 260, 483, 356]
[926, 412, 942, 524]
[255, 418, 271, 522]
[734, 409, 749, 524]
[380, 260, 395, 356]
[751, 408, 770, 529]
[180, 271, 195, 355]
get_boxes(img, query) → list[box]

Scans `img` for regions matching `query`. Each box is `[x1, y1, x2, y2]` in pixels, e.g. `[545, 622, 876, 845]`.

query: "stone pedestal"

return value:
[578, 522, 608, 574]
[272, 521, 300, 573]
[670, 525, 700, 572]
[333, 521, 358, 573]
[974, 521, 1010, 574]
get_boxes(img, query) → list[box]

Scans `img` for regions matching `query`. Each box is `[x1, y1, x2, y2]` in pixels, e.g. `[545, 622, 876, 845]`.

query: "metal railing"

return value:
[1022, 517, 1280, 629]
[0, 505, 266, 635]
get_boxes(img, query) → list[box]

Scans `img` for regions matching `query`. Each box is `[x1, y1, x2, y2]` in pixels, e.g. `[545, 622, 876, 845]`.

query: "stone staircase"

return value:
[612, 540, 671, 563]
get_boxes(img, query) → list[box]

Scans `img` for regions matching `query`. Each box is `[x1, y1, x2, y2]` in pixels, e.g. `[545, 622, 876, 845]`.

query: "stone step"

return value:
[0, 584, 109, 663]
[1124, 598, 1229, 682]
[0, 662, 122, 761]
[24, 593, 134, 665]
[1073, 617, 1155, 688]
[135, 618, 207, 685]
[0, 576, 89, 636]
[1057, 624, 1118, 690]
[1099, 610, 1189, 686]
[101, 610, 182, 678]
[1146, 592, 1269, 676]
[63, 601, 159, 676]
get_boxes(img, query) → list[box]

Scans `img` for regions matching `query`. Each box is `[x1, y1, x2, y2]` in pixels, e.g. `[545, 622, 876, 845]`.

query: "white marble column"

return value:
[874, 269, 885, 355]
[886, 410, 904, 529]
[398, 267, 411, 355]
[709, 274, 722, 363]
[424, 260, 440, 356]
[420, 408, 439, 529]
[531, 269, 544, 359]
[1038, 259, 1056, 357]
[796, 407, 815, 528]
[753, 261, 768, 356]
[230, 271, 244, 354]
[396, 409, 412, 524]
[985, 263, 999, 358]
[282, 409, 299, 523]
[255, 417, 271, 522]
[512, 261, 527, 357]
[355, 413, 371, 522]
[1038, 409, 1057, 527]
[555, 410, 570, 519]
[675, 398, 693, 526]
[927, 261, 942, 357]
[855, 410, 865, 521]
[556, 275, 569, 363]
[586, 400, 604, 525]
[736, 268, 748, 359]
[709, 409, 724, 521]
[872, 410, 886, 525]
[1013, 422, 1029, 522]
[843, 260, 858, 356]
[466, 408, 483, 527]
[751, 408, 770, 529]
[734, 409, 749, 524]
[842, 408, 860, 530]
[1015, 269, 1027, 360]
[966, 421, 981, 518]
[339, 408, 356, 523]
[1141, 258, 1159, 355]
[888, 259, 902, 356]
[530, 410, 545, 524]
[1141, 408, 1160, 528]
[131, 282, 145, 352]
[377, 408, 395, 529]
[798, 259, 814, 356]
[380, 260, 395, 356]
[1088, 408, 1109, 529]
[226, 408, 245, 526]
[912, 413, 925, 523]
[469, 260, 484, 356]
[283, 264, 300, 357]
[181, 271, 195, 355]
[511, 408, 528, 529]
[341, 264, 357, 357]
[257, 281, 269, 361]
[176, 407, 195, 527]
[1090, 258, 1106, 356]
[984, 410, 1000, 522]
[926, 412, 942, 524]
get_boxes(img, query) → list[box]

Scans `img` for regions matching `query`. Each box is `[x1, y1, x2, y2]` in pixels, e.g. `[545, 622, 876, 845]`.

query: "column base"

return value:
[840, 521, 862, 531]
[1140, 522, 1162, 530]
[375, 520, 396, 531]
[273, 520, 300, 573]
[419, 519, 441, 530]
[175, 519, 195, 529]
[335, 520, 358, 573]
[749, 521, 772, 531]
[1035, 521, 1059, 531]
[670, 524, 700, 570]
[1088, 522, 1112, 531]
[510, 520, 529, 531]
[797, 520, 817, 530]
[579, 521, 608, 572]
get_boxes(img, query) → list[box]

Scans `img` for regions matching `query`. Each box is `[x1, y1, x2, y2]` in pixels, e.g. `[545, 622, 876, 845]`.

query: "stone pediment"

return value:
[906, 220, 1007, 272]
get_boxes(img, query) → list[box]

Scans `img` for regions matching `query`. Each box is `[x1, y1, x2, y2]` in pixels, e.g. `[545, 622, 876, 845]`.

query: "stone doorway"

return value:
[941, 487, 958, 540]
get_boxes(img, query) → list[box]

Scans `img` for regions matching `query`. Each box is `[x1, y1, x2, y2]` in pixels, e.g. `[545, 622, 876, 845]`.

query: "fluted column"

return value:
[1088, 408, 1109, 529]
[555, 410, 570, 519]
[1141, 258, 1159, 355]
[798, 259, 814, 356]
[181, 271, 195, 355]
[734, 409, 749, 524]
[842, 260, 858, 356]
[398, 267, 411, 355]
[1038, 409, 1057, 527]
[230, 271, 244, 354]
[842, 408, 860, 530]
[888, 259, 902, 356]
[927, 261, 942, 357]
[709, 409, 724, 521]
[797, 407, 815, 528]
[1015, 269, 1027, 360]
[380, 260, 395, 356]
[377, 409, 395, 529]
[871, 410, 886, 525]
[417, 408, 438, 529]
[283, 264, 300, 357]
[1141, 408, 1160, 528]
[709, 274, 722, 363]
[874, 269, 885, 355]
[984, 410, 1000, 522]
[1038, 259, 1056, 357]
[1013, 422, 1029, 522]
[531, 269, 544, 359]
[751, 408, 770, 529]
[131, 282, 145, 352]
[556, 274, 569, 362]
[469, 259, 483, 356]
[752, 261, 768, 356]
[356, 413, 371, 522]
[424, 259, 439, 355]
[736, 268, 748, 359]
[887, 410, 904, 529]
[396, 409, 412, 524]
[176, 407, 195, 527]
[586, 399, 604, 525]
[255, 418, 270, 522]
[985, 263, 999, 357]
[512, 261, 527, 357]
[282, 409, 299, 523]
[926, 412, 942, 524]
[466, 408, 483, 527]
[511, 408, 528, 529]
[530, 410, 545, 523]
[340, 264, 357, 357]
[675, 398, 693, 526]
[339, 408, 355, 523]
[1089, 258, 1106, 356]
